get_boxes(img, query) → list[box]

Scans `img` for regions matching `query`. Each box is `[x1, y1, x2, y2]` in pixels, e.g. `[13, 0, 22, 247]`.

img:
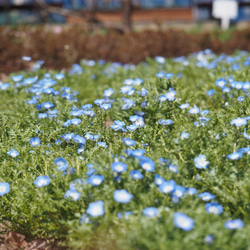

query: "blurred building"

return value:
[0, 0, 250, 25]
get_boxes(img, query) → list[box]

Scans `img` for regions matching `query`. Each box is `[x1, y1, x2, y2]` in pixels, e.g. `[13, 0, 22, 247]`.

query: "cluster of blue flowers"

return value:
[2, 50, 250, 247]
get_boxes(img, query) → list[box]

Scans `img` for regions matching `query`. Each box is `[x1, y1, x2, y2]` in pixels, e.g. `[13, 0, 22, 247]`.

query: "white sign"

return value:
[212, 0, 238, 30]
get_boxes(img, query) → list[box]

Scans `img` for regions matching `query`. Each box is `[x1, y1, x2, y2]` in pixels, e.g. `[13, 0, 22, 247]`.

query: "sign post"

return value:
[212, 0, 238, 30]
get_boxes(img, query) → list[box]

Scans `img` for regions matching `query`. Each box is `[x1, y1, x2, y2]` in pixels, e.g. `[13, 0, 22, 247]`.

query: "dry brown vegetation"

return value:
[1, 25, 250, 75]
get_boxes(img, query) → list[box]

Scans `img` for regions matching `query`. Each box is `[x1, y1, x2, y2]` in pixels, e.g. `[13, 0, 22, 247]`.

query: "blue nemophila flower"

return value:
[199, 116, 210, 123]
[70, 179, 84, 191]
[194, 154, 209, 169]
[205, 202, 223, 215]
[159, 95, 167, 102]
[0, 82, 10, 90]
[123, 78, 134, 85]
[0, 182, 10, 196]
[103, 88, 114, 97]
[186, 187, 197, 195]
[243, 130, 250, 140]
[125, 149, 145, 158]
[129, 170, 144, 180]
[63, 120, 74, 126]
[94, 99, 105, 106]
[134, 117, 145, 127]
[224, 219, 244, 229]
[129, 115, 140, 123]
[143, 207, 159, 218]
[64, 189, 81, 201]
[48, 109, 58, 118]
[200, 109, 209, 116]
[122, 138, 136, 146]
[54, 73, 65, 80]
[87, 175, 104, 186]
[180, 131, 189, 140]
[137, 87, 148, 97]
[227, 152, 243, 160]
[113, 189, 133, 203]
[12, 75, 23, 82]
[165, 90, 176, 101]
[134, 111, 145, 117]
[111, 123, 127, 132]
[158, 119, 173, 125]
[86, 200, 105, 217]
[179, 103, 189, 109]
[154, 174, 165, 186]
[134, 78, 143, 85]
[87, 163, 94, 169]
[230, 117, 247, 127]
[238, 147, 250, 154]
[122, 98, 135, 110]
[120, 86, 135, 95]
[42, 102, 54, 109]
[97, 142, 108, 148]
[54, 157, 69, 171]
[198, 192, 215, 201]
[25, 99, 37, 105]
[172, 185, 186, 198]
[61, 133, 74, 141]
[83, 110, 95, 117]
[71, 118, 81, 125]
[82, 104, 92, 110]
[204, 234, 215, 245]
[139, 158, 155, 172]
[159, 180, 176, 193]
[69, 167, 76, 174]
[69, 63, 83, 74]
[206, 89, 215, 96]
[33, 176, 51, 188]
[114, 120, 126, 127]
[38, 113, 48, 119]
[73, 135, 86, 145]
[156, 72, 165, 78]
[126, 124, 139, 132]
[117, 211, 133, 219]
[22, 56, 32, 61]
[166, 73, 174, 79]
[189, 105, 200, 114]
[174, 212, 194, 231]
[155, 56, 165, 64]
[215, 78, 227, 88]
[85, 132, 100, 141]
[111, 161, 128, 173]
[100, 103, 111, 110]
[159, 157, 170, 164]
[71, 109, 83, 116]
[168, 164, 178, 173]
[222, 86, 231, 93]
[29, 137, 41, 146]
[7, 148, 19, 158]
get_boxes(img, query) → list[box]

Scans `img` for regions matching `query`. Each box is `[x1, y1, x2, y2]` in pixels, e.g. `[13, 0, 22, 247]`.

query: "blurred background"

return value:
[1, 0, 250, 78]
[1, 0, 250, 29]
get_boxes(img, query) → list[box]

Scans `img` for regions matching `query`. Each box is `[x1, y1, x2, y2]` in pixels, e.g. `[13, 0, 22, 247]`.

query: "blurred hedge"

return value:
[1, 25, 250, 74]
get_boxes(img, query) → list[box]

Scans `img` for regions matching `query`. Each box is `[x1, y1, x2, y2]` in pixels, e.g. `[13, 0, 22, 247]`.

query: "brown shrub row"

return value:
[1, 25, 250, 75]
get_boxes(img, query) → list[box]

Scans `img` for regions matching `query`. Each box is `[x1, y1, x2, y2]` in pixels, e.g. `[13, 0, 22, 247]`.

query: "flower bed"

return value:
[1, 49, 250, 249]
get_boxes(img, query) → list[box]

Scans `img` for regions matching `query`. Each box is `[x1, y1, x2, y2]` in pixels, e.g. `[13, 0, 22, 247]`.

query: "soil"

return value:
[0, 223, 69, 250]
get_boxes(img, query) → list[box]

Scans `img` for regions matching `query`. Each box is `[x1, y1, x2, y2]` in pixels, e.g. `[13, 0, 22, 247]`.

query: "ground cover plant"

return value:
[1, 50, 250, 249]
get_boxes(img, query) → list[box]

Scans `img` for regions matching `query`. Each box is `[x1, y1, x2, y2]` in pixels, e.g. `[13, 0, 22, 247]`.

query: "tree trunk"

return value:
[122, 0, 132, 32]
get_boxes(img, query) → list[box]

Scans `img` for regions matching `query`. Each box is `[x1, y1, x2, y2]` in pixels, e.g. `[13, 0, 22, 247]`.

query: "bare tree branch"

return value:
[33, 0, 87, 18]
